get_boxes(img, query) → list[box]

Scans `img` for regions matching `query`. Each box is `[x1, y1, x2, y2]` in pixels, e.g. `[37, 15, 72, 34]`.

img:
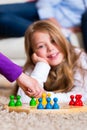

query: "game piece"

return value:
[74, 94, 83, 106]
[37, 98, 44, 109]
[8, 95, 15, 107]
[47, 93, 51, 97]
[45, 97, 52, 109]
[52, 97, 59, 109]
[69, 95, 75, 105]
[47, 93, 53, 104]
[15, 95, 22, 106]
[30, 97, 36, 106]
[36, 98, 39, 105]
[78, 95, 83, 106]
[42, 92, 47, 107]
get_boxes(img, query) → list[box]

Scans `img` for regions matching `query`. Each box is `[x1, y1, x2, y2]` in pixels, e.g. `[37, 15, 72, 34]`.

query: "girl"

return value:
[18, 20, 87, 103]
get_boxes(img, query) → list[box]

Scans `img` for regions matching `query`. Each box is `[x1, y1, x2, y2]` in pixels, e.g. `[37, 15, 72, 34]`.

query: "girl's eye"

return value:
[38, 45, 44, 49]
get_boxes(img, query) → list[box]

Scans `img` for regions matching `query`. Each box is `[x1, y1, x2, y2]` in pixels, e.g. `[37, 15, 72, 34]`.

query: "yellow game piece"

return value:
[47, 93, 53, 105]
[42, 92, 47, 107]
[36, 98, 39, 105]
[47, 93, 51, 97]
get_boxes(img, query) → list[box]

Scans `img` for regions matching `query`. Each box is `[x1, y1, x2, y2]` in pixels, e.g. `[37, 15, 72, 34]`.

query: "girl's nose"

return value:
[48, 44, 54, 51]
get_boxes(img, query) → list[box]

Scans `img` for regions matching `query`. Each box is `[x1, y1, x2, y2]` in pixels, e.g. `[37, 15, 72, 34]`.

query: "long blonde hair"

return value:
[24, 20, 81, 92]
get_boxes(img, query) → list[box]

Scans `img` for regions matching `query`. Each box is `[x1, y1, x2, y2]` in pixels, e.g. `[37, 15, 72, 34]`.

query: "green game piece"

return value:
[15, 95, 22, 106]
[30, 97, 36, 106]
[8, 95, 15, 107]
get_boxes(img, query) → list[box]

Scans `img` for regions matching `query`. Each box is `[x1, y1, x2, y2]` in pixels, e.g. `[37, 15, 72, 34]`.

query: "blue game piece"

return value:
[37, 98, 44, 109]
[52, 97, 59, 109]
[45, 97, 52, 109]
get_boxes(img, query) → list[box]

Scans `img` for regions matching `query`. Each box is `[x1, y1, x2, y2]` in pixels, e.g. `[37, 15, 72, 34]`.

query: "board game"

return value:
[4, 93, 87, 114]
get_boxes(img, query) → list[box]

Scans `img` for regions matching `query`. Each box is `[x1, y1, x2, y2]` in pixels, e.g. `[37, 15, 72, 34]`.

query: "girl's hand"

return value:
[32, 53, 48, 64]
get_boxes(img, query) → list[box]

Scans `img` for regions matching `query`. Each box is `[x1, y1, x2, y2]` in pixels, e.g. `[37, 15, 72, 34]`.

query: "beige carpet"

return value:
[0, 96, 87, 130]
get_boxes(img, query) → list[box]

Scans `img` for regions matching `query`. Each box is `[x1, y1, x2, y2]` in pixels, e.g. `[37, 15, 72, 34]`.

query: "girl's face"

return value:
[32, 31, 64, 66]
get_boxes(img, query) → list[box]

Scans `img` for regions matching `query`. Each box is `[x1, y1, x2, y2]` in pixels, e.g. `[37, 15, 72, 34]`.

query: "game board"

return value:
[4, 103, 87, 114]
[4, 93, 87, 114]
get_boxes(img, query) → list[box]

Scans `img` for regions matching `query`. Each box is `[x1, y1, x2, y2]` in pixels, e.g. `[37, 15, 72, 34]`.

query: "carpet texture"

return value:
[0, 96, 87, 130]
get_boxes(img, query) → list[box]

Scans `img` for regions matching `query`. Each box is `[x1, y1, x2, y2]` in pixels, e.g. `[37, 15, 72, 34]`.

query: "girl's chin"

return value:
[49, 61, 61, 66]
[50, 63, 59, 66]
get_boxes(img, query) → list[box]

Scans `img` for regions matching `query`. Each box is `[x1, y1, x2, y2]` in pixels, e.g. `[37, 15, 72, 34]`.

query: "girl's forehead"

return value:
[33, 31, 53, 38]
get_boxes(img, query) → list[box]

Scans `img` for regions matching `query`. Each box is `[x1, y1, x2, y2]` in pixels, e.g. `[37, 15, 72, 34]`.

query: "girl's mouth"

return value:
[48, 52, 59, 59]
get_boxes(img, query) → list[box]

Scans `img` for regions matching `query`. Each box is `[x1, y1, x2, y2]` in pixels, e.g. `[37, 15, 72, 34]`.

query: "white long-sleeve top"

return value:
[18, 49, 87, 103]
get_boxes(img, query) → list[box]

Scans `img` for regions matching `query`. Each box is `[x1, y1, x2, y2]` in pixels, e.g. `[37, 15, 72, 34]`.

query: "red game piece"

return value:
[74, 94, 83, 106]
[69, 95, 75, 105]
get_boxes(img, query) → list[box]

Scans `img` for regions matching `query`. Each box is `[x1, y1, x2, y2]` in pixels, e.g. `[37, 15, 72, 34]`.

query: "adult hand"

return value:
[17, 72, 45, 98]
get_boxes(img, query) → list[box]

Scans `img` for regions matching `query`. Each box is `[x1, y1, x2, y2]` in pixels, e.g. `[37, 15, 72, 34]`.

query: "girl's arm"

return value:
[31, 62, 51, 87]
